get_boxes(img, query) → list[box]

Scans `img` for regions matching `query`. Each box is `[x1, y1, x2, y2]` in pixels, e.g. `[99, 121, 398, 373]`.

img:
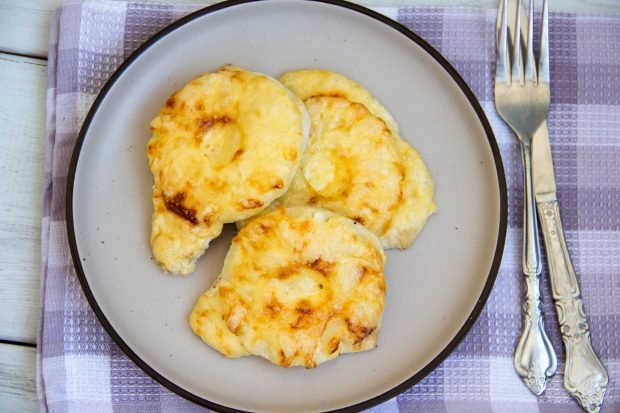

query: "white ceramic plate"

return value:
[68, 1, 507, 412]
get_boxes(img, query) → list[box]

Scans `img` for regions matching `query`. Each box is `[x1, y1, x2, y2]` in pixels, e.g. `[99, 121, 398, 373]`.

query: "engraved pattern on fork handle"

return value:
[537, 199, 609, 412]
[514, 141, 557, 395]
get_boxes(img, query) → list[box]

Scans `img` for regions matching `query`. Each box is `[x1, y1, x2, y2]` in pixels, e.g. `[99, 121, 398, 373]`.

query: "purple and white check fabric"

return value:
[39, 1, 620, 412]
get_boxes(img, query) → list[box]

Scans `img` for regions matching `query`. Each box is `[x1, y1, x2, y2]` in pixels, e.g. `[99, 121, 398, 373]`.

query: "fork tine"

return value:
[511, 0, 524, 84]
[524, 0, 536, 82]
[495, 0, 502, 48]
[496, 0, 510, 83]
[538, 0, 550, 84]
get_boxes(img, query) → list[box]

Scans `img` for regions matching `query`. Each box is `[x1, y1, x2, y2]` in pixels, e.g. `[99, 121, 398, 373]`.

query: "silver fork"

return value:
[495, 0, 557, 395]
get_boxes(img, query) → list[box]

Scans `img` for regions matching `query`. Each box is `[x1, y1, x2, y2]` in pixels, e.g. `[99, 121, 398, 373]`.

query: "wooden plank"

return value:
[0, 343, 38, 413]
[0, 0, 62, 59]
[0, 53, 47, 344]
[0, 0, 618, 59]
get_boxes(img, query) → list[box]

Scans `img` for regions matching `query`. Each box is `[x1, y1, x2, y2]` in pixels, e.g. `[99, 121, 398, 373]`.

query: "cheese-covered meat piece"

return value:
[278, 69, 435, 249]
[148, 66, 309, 275]
[189, 206, 386, 368]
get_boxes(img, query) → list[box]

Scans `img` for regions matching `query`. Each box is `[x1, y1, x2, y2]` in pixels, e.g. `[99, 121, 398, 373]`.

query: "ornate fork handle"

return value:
[513, 141, 557, 395]
[537, 198, 609, 412]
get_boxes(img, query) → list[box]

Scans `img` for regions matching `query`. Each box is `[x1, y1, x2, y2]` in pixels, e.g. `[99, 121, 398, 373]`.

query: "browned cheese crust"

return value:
[189, 206, 386, 368]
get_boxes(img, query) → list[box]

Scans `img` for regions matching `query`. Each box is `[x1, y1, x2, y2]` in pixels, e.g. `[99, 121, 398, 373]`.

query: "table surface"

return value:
[1, 0, 618, 411]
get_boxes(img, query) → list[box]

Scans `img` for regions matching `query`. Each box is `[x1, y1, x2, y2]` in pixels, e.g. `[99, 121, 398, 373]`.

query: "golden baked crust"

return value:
[278, 69, 400, 135]
[276, 74, 436, 249]
[189, 205, 386, 368]
[148, 66, 309, 275]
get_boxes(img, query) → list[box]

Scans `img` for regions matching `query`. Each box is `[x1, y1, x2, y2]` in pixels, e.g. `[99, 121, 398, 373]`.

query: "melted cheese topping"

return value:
[279, 70, 436, 249]
[189, 206, 386, 368]
[279, 69, 399, 135]
[148, 66, 309, 275]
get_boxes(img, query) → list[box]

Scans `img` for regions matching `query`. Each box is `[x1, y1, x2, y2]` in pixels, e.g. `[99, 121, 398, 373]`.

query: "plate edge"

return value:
[65, 1, 509, 412]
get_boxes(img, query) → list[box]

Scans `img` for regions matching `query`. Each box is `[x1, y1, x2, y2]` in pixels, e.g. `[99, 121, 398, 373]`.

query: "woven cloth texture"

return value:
[39, 1, 620, 412]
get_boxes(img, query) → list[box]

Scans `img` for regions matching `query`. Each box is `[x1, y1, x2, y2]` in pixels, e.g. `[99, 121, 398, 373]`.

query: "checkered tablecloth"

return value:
[39, 1, 620, 411]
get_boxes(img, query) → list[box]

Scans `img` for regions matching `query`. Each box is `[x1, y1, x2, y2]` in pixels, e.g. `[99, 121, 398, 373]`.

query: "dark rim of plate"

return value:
[66, 0, 508, 412]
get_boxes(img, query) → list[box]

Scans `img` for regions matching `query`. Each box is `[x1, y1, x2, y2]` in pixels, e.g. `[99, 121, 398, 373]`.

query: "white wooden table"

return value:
[0, 0, 617, 411]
